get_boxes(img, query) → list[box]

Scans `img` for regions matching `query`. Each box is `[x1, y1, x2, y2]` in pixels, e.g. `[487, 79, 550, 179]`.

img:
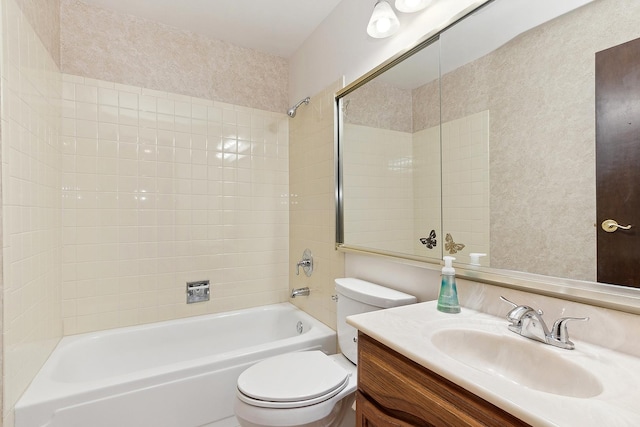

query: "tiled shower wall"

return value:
[342, 113, 489, 265]
[441, 111, 490, 265]
[343, 124, 414, 254]
[412, 126, 442, 260]
[61, 75, 289, 335]
[289, 80, 345, 330]
[1, 0, 62, 423]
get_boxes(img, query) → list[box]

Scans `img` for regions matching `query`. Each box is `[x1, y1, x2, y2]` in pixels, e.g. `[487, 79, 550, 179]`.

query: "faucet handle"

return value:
[550, 316, 589, 349]
[499, 295, 518, 308]
[500, 296, 538, 325]
[295, 249, 314, 277]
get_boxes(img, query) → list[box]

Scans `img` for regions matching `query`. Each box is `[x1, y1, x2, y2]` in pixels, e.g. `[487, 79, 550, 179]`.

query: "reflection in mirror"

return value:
[341, 40, 442, 260]
[339, 40, 443, 262]
[337, 0, 640, 289]
[439, 0, 640, 285]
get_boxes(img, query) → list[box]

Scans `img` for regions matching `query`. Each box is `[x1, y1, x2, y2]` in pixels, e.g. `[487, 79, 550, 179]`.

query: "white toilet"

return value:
[233, 278, 417, 427]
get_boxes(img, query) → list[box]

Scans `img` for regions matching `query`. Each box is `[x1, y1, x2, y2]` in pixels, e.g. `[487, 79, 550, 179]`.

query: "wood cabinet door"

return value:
[356, 392, 415, 427]
[357, 333, 530, 427]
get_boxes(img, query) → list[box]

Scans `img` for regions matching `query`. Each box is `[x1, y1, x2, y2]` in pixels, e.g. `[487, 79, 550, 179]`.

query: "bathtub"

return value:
[15, 303, 336, 427]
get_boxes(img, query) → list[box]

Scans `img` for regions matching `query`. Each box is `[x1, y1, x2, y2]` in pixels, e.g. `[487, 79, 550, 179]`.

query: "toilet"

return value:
[233, 278, 417, 427]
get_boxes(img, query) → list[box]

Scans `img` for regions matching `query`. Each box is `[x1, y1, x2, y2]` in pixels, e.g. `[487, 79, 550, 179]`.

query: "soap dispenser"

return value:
[437, 256, 461, 313]
[469, 253, 486, 266]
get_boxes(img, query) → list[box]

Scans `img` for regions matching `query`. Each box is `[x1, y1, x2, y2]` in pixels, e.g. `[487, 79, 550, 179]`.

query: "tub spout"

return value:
[291, 287, 310, 298]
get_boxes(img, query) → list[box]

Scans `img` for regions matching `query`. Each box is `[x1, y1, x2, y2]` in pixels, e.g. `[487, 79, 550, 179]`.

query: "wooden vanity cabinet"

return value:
[356, 332, 531, 427]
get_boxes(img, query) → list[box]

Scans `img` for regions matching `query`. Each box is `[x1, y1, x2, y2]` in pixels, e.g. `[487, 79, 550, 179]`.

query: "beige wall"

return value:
[289, 80, 344, 330]
[60, 0, 289, 114]
[343, 80, 412, 133]
[61, 75, 290, 334]
[1, 0, 63, 424]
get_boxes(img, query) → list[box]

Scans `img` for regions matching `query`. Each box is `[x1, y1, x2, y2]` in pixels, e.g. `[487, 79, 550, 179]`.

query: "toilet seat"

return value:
[237, 351, 351, 409]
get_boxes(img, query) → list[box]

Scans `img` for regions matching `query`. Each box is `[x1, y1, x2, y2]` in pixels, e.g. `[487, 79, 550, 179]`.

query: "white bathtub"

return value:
[15, 303, 336, 427]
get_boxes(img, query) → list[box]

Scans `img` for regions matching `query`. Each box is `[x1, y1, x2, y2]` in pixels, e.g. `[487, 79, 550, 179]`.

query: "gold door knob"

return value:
[601, 219, 633, 233]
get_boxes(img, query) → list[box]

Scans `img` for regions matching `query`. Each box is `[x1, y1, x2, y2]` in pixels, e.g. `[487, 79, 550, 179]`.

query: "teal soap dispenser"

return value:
[437, 256, 461, 313]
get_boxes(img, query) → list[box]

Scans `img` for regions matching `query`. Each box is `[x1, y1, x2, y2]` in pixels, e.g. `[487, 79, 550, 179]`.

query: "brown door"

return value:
[595, 37, 640, 287]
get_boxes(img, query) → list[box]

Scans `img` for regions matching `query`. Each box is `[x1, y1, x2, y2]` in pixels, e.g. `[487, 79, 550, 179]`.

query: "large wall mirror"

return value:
[336, 0, 640, 306]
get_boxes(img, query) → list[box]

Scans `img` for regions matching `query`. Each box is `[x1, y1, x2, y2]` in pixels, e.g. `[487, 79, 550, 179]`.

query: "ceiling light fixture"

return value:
[367, 1, 400, 38]
[394, 0, 432, 13]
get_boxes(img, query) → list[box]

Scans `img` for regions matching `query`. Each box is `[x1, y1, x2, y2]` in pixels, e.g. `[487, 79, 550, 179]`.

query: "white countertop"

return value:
[347, 301, 640, 427]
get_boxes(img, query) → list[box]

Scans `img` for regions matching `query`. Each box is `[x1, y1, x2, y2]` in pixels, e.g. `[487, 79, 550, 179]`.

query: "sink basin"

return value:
[430, 328, 603, 398]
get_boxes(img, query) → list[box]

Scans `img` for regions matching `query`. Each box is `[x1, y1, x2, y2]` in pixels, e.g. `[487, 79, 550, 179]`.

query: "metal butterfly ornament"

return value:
[444, 233, 465, 254]
[419, 230, 437, 249]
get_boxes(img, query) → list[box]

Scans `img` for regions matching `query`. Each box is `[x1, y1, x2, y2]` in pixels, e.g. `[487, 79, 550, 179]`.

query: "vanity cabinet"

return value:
[356, 332, 531, 427]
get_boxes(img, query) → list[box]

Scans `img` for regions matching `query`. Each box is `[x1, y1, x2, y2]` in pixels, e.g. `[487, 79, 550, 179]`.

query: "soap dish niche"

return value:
[186, 280, 210, 304]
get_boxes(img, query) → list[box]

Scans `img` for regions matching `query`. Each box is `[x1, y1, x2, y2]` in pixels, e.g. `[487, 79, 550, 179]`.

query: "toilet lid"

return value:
[237, 351, 350, 405]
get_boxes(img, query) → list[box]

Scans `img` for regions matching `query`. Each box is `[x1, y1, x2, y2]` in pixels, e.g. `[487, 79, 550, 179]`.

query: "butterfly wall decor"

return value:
[419, 230, 437, 249]
[444, 233, 465, 254]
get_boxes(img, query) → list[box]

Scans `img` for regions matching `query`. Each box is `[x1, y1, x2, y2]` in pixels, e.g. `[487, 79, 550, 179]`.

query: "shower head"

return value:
[287, 97, 310, 118]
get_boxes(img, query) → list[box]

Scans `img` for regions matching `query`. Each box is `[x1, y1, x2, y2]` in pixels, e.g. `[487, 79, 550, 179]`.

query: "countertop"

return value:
[347, 301, 640, 427]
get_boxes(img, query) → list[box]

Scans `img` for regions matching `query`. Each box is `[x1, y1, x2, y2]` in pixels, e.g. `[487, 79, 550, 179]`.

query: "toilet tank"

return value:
[335, 278, 416, 364]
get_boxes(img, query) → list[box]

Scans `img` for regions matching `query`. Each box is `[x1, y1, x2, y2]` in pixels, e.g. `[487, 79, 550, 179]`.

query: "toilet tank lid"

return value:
[335, 278, 417, 308]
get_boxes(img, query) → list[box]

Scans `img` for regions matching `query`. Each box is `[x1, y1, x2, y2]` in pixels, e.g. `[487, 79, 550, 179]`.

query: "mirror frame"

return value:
[334, 0, 640, 315]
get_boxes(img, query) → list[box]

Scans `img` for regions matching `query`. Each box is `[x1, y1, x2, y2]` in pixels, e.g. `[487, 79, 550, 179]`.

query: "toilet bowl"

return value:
[233, 278, 416, 427]
[234, 353, 356, 427]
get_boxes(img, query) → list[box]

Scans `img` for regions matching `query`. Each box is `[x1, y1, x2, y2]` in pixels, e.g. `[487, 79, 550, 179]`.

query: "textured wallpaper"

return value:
[412, 79, 440, 133]
[60, 0, 288, 114]
[14, 0, 60, 64]
[343, 79, 413, 133]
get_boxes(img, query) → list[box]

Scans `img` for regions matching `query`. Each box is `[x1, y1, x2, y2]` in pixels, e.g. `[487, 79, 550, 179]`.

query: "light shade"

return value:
[367, 1, 400, 38]
[394, 0, 432, 13]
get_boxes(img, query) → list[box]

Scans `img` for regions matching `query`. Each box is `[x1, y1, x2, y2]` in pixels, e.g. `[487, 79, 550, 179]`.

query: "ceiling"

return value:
[80, 0, 345, 58]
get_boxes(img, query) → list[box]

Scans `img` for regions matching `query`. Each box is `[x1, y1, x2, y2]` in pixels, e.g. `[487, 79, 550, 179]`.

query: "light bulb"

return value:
[395, 0, 431, 13]
[366, 1, 400, 38]
[376, 17, 391, 33]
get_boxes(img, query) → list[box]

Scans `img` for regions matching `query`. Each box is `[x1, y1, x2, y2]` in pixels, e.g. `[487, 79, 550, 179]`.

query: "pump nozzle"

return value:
[469, 253, 486, 266]
[442, 256, 456, 275]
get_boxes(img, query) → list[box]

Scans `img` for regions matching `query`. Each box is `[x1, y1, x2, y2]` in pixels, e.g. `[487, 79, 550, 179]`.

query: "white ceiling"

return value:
[80, 0, 345, 58]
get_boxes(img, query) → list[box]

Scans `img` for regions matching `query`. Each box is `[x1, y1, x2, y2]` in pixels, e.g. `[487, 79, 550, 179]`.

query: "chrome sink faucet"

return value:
[500, 296, 588, 350]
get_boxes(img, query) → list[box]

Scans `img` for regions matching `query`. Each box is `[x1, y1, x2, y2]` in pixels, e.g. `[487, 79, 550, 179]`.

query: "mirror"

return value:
[339, 40, 443, 263]
[337, 0, 640, 288]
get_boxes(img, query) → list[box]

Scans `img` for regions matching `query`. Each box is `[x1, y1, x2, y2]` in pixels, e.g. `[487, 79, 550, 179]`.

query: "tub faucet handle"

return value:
[296, 249, 313, 277]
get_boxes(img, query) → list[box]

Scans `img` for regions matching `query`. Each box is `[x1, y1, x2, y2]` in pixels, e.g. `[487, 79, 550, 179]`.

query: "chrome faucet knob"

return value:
[550, 316, 589, 349]
[499, 296, 518, 308]
[500, 296, 535, 326]
[295, 249, 313, 277]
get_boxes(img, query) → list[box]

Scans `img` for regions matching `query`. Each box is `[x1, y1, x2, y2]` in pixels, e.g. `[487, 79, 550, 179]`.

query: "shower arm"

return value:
[293, 97, 310, 110]
[287, 97, 310, 118]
